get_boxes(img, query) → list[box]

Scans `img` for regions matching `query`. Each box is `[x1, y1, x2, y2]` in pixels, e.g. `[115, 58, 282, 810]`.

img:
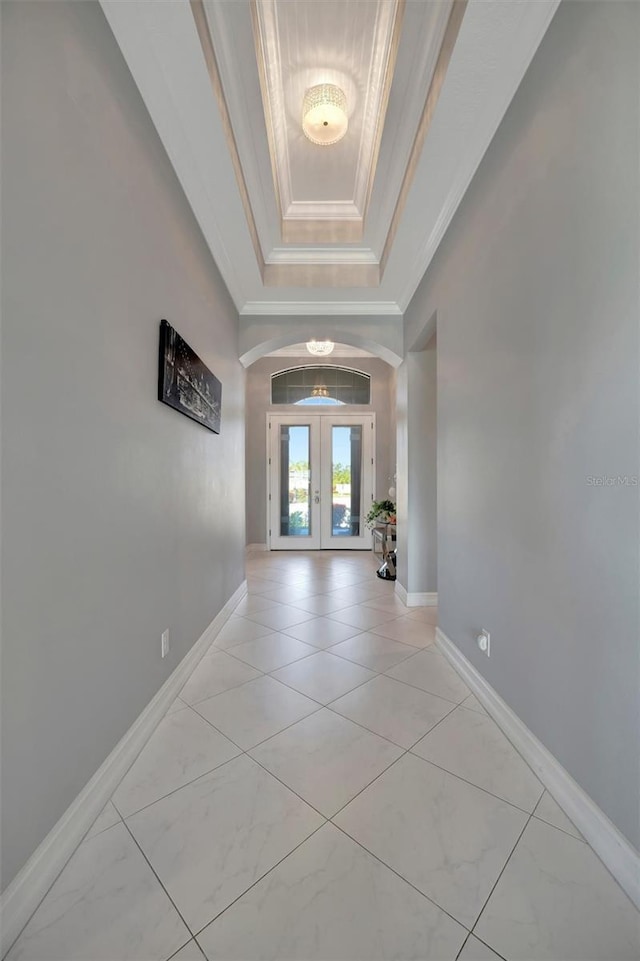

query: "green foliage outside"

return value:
[332, 463, 351, 486]
[289, 511, 307, 531]
[288, 461, 351, 493]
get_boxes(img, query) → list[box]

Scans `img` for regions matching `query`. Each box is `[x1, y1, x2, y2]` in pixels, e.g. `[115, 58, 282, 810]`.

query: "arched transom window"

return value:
[271, 367, 371, 406]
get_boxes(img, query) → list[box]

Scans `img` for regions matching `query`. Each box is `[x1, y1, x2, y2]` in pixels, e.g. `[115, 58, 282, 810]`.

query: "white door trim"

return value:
[267, 412, 375, 550]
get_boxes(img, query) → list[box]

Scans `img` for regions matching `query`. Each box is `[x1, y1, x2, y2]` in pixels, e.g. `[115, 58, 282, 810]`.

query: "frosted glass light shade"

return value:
[302, 84, 348, 146]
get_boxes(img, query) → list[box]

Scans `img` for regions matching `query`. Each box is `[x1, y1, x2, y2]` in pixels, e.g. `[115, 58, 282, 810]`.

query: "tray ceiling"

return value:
[99, 0, 560, 315]
[251, 0, 405, 243]
[200, 0, 459, 283]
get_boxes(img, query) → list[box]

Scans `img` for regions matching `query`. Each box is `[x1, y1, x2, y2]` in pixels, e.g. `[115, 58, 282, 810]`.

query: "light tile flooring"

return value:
[7, 552, 639, 961]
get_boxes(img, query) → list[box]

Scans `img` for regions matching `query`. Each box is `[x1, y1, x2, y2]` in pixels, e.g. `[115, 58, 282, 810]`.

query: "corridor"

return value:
[7, 551, 638, 961]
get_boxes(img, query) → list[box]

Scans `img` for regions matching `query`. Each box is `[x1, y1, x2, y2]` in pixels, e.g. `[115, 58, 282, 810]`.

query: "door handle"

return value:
[314, 495, 320, 503]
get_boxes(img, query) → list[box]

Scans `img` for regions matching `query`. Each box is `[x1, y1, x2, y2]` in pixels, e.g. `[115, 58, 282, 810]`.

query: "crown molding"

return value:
[285, 200, 361, 219]
[101, 0, 562, 313]
[281, 219, 364, 244]
[190, 0, 265, 279]
[366, 0, 454, 255]
[240, 301, 403, 317]
[380, 0, 467, 277]
[266, 247, 378, 266]
[263, 263, 380, 288]
[252, 0, 404, 236]
[353, 0, 405, 218]
[99, 0, 256, 308]
[396, 0, 561, 312]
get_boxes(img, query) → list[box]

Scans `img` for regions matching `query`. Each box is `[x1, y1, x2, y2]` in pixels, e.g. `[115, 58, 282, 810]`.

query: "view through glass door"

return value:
[268, 414, 375, 549]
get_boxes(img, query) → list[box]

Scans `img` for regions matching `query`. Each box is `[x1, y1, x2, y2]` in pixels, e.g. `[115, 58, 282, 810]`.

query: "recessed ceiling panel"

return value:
[253, 0, 403, 242]
[201, 0, 460, 278]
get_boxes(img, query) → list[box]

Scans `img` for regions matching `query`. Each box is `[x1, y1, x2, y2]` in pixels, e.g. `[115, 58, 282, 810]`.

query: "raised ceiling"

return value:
[100, 0, 560, 316]
[252, 0, 406, 244]
[197, 0, 459, 286]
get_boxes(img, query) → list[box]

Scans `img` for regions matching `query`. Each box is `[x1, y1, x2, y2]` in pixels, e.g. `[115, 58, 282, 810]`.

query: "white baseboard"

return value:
[394, 582, 438, 607]
[0, 580, 248, 958]
[246, 543, 268, 552]
[435, 627, 640, 911]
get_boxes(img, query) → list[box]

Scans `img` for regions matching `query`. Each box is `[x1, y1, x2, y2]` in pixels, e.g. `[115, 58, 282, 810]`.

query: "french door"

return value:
[268, 413, 375, 549]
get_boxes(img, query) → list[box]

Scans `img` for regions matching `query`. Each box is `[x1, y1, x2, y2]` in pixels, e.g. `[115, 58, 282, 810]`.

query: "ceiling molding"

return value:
[248, 0, 287, 240]
[364, 0, 455, 257]
[240, 301, 403, 317]
[199, 0, 457, 284]
[251, 0, 405, 242]
[394, 0, 562, 311]
[356, 0, 405, 219]
[281, 219, 364, 245]
[263, 247, 380, 287]
[198, 0, 430, 279]
[100, 0, 561, 314]
[190, 0, 265, 280]
[380, 0, 467, 277]
[263, 262, 379, 288]
[99, 0, 255, 309]
[266, 248, 378, 266]
[285, 200, 361, 219]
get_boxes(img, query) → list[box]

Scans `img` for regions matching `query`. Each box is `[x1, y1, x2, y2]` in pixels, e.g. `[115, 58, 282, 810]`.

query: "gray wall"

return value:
[1, 0, 245, 889]
[397, 340, 437, 594]
[404, 0, 640, 848]
[245, 357, 396, 545]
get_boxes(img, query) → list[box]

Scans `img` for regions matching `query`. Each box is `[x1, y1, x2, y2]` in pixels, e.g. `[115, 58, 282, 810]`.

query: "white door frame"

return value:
[267, 412, 376, 550]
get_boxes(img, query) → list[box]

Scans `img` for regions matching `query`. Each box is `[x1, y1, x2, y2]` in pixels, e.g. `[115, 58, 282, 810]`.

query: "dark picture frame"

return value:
[158, 319, 221, 433]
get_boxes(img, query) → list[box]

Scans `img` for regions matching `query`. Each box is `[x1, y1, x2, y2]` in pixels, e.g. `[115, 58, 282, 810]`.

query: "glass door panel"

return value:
[269, 416, 321, 549]
[269, 414, 373, 550]
[321, 416, 372, 549]
[330, 425, 362, 537]
[279, 425, 311, 538]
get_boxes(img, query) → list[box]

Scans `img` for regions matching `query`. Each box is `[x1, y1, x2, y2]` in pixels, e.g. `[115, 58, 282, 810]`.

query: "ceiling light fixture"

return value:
[302, 84, 348, 146]
[306, 340, 335, 356]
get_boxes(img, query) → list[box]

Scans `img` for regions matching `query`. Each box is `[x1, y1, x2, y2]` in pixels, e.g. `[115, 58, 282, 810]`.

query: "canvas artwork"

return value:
[158, 319, 221, 433]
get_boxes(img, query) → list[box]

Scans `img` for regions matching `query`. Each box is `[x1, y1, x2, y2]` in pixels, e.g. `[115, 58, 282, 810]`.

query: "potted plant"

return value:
[365, 499, 397, 528]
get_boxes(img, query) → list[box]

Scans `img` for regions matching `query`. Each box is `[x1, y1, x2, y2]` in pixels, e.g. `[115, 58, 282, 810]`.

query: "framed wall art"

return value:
[158, 319, 221, 433]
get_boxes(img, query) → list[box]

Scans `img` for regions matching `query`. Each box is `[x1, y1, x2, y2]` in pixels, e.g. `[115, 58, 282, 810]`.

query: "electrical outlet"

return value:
[161, 629, 170, 658]
[477, 629, 490, 657]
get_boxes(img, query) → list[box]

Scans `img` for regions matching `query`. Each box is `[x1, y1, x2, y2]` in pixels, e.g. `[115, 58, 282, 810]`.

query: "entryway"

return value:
[267, 413, 375, 549]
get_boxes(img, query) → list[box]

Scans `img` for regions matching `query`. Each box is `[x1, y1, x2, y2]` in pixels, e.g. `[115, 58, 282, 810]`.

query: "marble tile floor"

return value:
[6, 551, 639, 961]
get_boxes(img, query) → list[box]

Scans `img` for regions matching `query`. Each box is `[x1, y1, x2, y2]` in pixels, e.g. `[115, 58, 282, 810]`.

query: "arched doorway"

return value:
[244, 343, 397, 552]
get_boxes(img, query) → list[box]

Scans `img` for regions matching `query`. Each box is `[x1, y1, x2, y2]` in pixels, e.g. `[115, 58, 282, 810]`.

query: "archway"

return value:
[238, 318, 403, 369]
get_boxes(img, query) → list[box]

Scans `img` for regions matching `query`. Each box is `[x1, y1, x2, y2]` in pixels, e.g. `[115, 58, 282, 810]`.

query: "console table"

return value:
[372, 522, 397, 558]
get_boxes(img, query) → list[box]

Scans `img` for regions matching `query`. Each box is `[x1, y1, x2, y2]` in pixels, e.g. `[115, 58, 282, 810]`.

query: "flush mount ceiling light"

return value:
[306, 340, 335, 356]
[302, 84, 348, 146]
